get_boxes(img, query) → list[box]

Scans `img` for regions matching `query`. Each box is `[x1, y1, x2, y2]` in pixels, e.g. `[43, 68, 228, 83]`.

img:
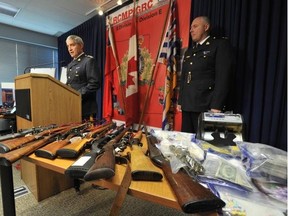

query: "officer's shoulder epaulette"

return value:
[85, 55, 94, 58]
[212, 36, 229, 40]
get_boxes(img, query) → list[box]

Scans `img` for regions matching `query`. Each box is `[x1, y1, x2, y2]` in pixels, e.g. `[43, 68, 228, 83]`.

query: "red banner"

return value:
[104, 0, 191, 129]
[102, 25, 117, 122]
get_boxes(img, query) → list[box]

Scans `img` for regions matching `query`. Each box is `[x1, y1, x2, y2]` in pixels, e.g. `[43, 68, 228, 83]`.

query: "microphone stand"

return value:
[23, 61, 65, 74]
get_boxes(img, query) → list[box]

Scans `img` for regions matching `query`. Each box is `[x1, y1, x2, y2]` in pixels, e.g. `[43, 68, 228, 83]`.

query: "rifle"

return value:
[0, 124, 73, 153]
[89, 124, 125, 154]
[65, 124, 125, 179]
[0, 127, 70, 166]
[144, 125, 225, 214]
[129, 130, 163, 181]
[56, 121, 114, 159]
[84, 126, 131, 181]
[34, 123, 89, 159]
[0, 124, 55, 142]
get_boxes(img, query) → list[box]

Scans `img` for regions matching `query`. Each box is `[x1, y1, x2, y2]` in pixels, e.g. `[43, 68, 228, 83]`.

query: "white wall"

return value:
[0, 23, 57, 48]
[0, 24, 58, 104]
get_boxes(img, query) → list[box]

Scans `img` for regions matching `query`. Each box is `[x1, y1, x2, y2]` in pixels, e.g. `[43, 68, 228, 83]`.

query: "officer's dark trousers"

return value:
[181, 111, 201, 134]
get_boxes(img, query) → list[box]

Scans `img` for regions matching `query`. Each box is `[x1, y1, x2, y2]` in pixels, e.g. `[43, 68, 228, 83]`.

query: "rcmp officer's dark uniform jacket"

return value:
[178, 36, 233, 112]
[66, 53, 100, 117]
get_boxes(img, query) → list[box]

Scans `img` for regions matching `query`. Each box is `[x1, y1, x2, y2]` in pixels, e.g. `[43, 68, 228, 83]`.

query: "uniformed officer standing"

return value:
[66, 35, 100, 120]
[177, 16, 234, 133]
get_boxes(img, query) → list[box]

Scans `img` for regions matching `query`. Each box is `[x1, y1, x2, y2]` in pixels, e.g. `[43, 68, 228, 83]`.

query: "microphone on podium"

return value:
[23, 61, 66, 74]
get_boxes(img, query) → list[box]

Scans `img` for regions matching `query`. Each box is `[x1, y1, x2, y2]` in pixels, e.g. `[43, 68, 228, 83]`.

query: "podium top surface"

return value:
[15, 73, 80, 96]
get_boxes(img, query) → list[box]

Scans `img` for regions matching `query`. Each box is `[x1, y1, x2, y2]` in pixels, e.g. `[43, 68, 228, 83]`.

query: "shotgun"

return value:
[0, 124, 73, 153]
[130, 130, 163, 181]
[65, 124, 125, 179]
[84, 126, 130, 181]
[144, 125, 225, 214]
[56, 121, 114, 159]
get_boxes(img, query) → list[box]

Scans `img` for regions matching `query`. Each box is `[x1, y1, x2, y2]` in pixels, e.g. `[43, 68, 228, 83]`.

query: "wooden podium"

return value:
[14, 73, 81, 129]
[14, 73, 82, 201]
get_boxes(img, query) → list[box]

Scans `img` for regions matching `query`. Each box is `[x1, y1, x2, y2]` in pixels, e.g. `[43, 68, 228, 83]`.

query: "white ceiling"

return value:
[0, 0, 128, 37]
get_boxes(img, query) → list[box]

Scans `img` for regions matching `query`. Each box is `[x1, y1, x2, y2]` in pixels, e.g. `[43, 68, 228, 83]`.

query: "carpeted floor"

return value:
[0, 162, 188, 216]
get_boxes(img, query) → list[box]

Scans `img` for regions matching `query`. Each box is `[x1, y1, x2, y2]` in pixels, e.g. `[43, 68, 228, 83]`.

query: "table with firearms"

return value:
[0, 122, 220, 216]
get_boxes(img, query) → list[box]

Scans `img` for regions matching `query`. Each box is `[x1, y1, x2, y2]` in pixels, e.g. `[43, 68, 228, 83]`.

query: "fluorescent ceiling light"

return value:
[0, 2, 20, 17]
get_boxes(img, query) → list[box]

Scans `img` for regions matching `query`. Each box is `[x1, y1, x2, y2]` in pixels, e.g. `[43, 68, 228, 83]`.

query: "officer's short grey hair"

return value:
[194, 16, 211, 33]
[66, 35, 84, 45]
[201, 16, 211, 25]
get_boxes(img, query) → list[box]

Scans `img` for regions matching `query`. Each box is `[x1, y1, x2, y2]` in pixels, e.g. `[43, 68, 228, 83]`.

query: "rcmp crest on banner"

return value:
[119, 35, 153, 86]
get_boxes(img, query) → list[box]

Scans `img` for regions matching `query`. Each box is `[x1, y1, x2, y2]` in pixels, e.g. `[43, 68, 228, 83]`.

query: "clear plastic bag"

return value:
[150, 129, 205, 174]
[198, 152, 255, 192]
[210, 184, 287, 216]
[236, 142, 287, 184]
[150, 129, 205, 162]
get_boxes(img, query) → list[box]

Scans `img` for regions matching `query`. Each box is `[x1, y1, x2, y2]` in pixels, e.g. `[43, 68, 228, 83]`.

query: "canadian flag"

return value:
[125, 12, 139, 126]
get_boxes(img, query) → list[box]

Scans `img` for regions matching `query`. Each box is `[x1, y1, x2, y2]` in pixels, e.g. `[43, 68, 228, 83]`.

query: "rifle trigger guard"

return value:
[116, 153, 131, 165]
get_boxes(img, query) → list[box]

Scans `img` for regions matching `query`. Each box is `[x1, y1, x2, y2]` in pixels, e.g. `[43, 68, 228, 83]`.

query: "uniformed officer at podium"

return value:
[66, 35, 100, 120]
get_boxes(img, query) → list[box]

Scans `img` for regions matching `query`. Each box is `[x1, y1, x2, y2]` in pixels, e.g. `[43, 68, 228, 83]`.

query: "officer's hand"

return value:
[210, 109, 221, 113]
[177, 105, 182, 112]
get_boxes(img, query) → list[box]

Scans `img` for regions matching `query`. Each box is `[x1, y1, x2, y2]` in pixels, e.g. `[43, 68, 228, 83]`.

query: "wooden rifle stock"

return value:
[56, 122, 114, 159]
[0, 125, 71, 153]
[0, 136, 40, 153]
[130, 130, 163, 181]
[145, 128, 225, 214]
[34, 123, 90, 159]
[84, 126, 130, 181]
[35, 133, 77, 159]
[0, 133, 60, 166]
